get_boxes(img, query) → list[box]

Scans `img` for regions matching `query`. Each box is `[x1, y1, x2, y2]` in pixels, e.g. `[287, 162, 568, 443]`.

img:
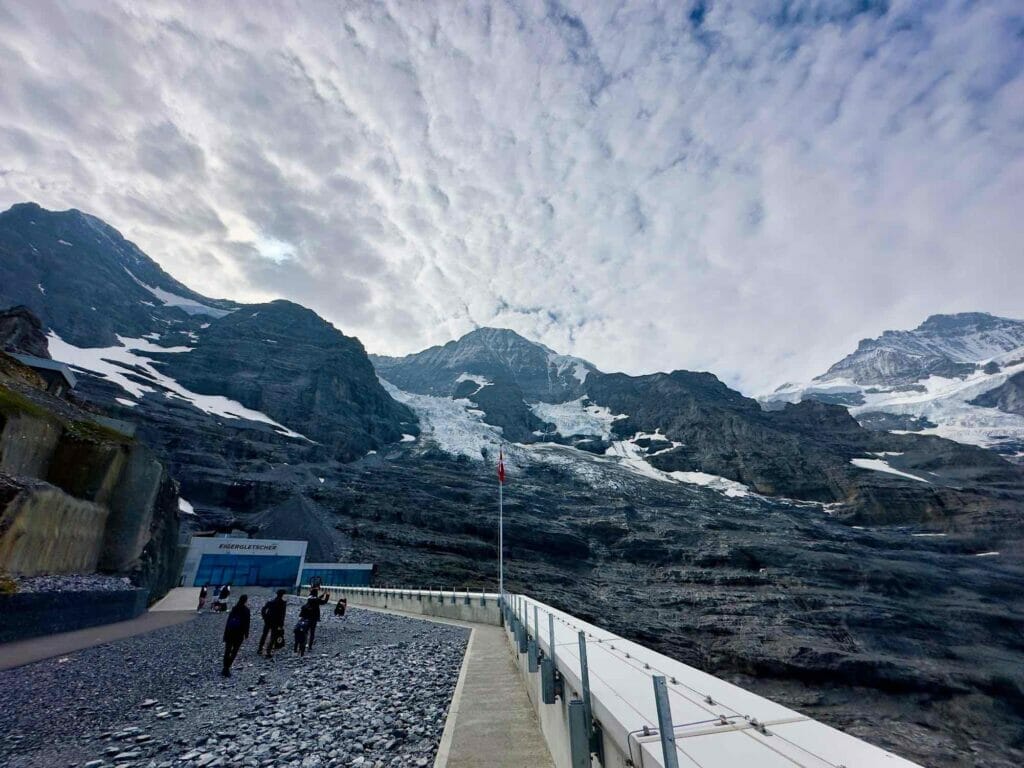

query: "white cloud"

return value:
[0, 0, 1020, 393]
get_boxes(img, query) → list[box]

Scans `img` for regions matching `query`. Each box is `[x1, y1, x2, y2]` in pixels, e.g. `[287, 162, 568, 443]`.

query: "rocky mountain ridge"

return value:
[0, 203, 416, 462]
[762, 312, 1024, 456]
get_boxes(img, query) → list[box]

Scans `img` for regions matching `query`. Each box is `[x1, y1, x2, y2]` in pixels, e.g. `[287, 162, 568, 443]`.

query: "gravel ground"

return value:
[0, 603, 469, 768]
[13, 573, 135, 593]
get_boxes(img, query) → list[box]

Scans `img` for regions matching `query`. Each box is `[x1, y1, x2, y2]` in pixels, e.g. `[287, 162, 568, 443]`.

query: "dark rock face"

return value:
[155, 301, 417, 460]
[372, 326, 595, 402]
[585, 370, 1024, 513]
[971, 371, 1024, 416]
[856, 411, 937, 431]
[0, 306, 50, 358]
[0, 202, 237, 348]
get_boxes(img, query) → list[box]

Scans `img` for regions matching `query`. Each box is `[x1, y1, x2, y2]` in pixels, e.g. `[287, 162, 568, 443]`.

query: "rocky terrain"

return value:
[0, 604, 468, 768]
[2, 202, 1023, 765]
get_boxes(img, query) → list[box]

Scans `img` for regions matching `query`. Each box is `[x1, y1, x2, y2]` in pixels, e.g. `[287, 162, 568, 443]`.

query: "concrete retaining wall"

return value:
[0, 588, 150, 644]
[0, 481, 110, 575]
[319, 587, 502, 626]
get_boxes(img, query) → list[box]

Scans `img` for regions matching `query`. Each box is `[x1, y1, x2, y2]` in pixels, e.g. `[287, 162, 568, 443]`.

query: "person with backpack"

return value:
[221, 594, 250, 677]
[257, 589, 288, 658]
[301, 594, 327, 650]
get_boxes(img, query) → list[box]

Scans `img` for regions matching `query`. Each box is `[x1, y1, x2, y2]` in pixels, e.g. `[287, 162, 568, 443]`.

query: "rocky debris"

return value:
[12, 573, 133, 593]
[0, 605, 468, 768]
[0, 305, 50, 358]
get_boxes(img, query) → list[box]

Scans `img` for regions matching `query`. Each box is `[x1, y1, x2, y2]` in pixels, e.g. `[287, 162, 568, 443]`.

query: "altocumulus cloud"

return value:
[0, 0, 1021, 392]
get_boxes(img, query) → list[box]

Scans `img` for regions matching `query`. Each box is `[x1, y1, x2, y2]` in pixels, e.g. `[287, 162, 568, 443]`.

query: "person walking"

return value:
[221, 594, 250, 677]
[301, 594, 327, 650]
[257, 589, 288, 658]
[197, 584, 209, 612]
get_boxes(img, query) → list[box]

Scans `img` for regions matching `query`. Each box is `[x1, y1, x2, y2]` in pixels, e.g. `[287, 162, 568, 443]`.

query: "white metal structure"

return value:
[506, 592, 923, 768]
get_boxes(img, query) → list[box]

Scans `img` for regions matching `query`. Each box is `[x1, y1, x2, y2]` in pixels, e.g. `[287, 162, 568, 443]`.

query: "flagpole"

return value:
[498, 446, 504, 607]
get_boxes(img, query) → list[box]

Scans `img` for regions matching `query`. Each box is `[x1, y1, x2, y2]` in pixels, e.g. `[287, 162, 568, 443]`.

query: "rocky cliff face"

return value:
[0, 305, 50, 358]
[971, 370, 1024, 416]
[155, 301, 417, 460]
[0, 347, 181, 599]
[0, 202, 237, 348]
[372, 327, 595, 402]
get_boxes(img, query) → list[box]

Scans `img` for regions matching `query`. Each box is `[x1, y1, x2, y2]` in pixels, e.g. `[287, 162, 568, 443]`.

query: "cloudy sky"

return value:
[0, 1, 1020, 393]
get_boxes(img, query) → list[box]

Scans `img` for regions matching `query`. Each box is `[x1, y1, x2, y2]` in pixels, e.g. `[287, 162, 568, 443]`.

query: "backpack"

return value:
[295, 618, 310, 635]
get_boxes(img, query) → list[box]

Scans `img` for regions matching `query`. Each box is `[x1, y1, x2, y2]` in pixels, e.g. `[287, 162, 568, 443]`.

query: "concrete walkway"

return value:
[0, 610, 195, 671]
[440, 624, 556, 768]
[150, 586, 202, 611]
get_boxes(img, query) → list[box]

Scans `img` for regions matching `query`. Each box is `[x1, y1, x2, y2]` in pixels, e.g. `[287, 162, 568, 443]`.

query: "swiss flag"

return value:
[498, 448, 506, 485]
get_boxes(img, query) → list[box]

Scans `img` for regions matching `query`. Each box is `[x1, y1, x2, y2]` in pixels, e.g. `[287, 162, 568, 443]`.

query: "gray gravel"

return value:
[13, 573, 135, 593]
[0, 604, 469, 768]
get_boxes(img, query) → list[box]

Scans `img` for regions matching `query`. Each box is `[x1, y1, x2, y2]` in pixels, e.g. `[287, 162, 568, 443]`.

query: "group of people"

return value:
[197, 583, 233, 612]
[218, 586, 349, 677]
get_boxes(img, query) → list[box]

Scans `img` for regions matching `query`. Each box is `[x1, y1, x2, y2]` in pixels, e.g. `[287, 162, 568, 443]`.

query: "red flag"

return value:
[498, 448, 506, 485]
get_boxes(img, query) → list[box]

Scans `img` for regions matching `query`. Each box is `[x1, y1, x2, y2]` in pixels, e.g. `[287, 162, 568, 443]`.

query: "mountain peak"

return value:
[372, 326, 597, 402]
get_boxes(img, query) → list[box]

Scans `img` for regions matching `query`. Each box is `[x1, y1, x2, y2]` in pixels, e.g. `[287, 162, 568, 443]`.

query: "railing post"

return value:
[578, 631, 593, 740]
[528, 603, 539, 672]
[568, 699, 589, 768]
[548, 612, 556, 665]
[653, 676, 680, 768]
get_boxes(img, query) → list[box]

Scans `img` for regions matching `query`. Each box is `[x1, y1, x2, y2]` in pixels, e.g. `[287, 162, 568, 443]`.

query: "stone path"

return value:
[0, 605, 468, 768]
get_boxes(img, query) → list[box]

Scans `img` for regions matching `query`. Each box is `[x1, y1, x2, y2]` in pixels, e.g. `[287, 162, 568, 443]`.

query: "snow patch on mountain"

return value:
[124, 268, 231, 318]
[851, 458, 930, 483]
[47, 332, 308, 440]
[380, 378, 501, 459]
[667, 471, 750, 497]
[529, 397, 623, 439]
[548, 351, 591, 384]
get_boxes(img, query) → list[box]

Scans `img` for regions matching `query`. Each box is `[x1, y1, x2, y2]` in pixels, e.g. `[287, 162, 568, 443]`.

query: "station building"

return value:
[180, 537, 308, 588]
[180, 536, 377, 590]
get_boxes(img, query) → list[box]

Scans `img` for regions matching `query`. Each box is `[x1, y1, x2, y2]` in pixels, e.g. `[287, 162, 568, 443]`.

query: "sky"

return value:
[0, 1, 1021, 394]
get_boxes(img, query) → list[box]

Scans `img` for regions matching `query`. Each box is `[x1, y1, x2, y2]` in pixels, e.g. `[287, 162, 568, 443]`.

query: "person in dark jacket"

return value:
[197, 584, 208, 612]
[257, 589, 289, 658]
[221, 594, 250, 677]
[302, 594, 328, 650]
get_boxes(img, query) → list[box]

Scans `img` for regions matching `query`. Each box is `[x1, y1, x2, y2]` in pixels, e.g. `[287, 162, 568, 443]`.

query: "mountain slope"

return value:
[374, 327, 1024, 527]
[0, 203, 416, 464]
[763, 313, 1024, 455]
[0, 202, 237, 347]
